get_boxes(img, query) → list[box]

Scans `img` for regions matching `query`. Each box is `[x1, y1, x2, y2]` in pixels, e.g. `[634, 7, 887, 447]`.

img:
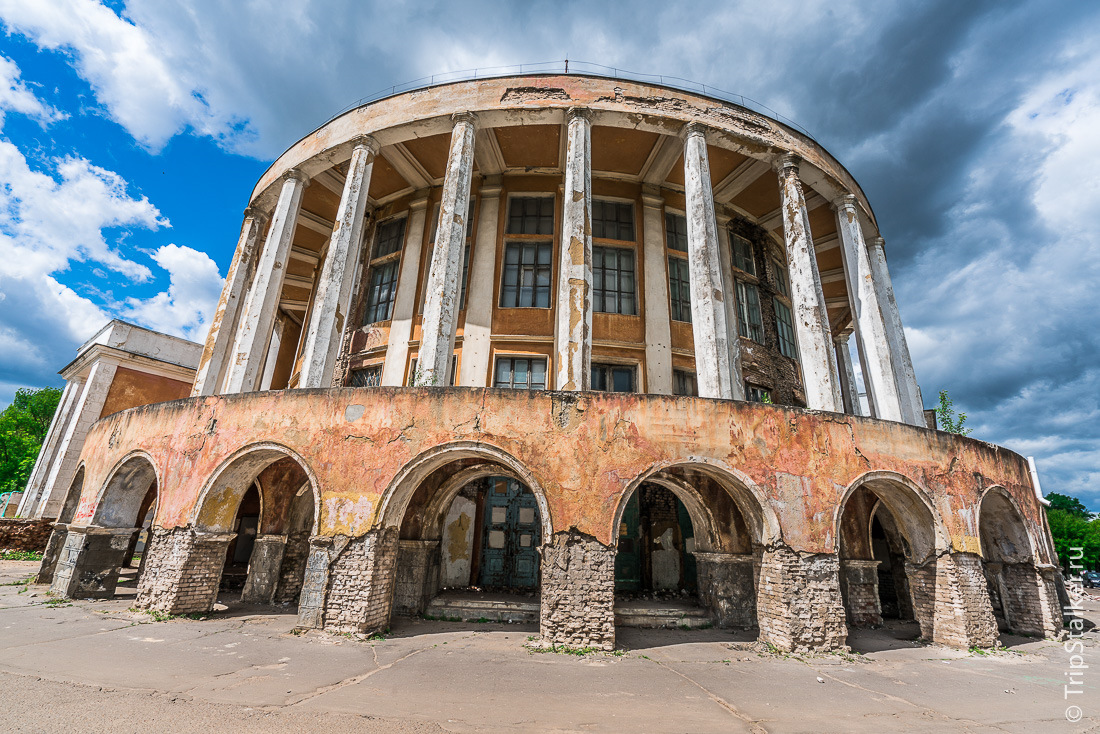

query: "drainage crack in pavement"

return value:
[644, 656, 767, 733]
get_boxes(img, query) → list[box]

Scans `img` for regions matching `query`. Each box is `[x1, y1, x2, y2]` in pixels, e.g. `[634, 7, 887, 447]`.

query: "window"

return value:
[348, 365, 382, 387]
[592, 200, 634, 241]
[772, 258, 789, 298]
[774, 298, 798, 359]
[420, 243, 471, 312]
[364, 259, 399, 323]
[746, 384, 771, 403]
[665, 212, 688, 252]
[593, 246, 636, 315]
[408, 356, 456, 386]
[673, 369, 698, 397]
[732, 234, 756, 275]
[736, 280, 764, 342]
[374, 218, 406, 258]
[507, 196, 554, 235]
[668, 257, 691, 323]
[591, 363, 635, 392]
[500, 242, 552, 308]
[493, 357, 547, 390]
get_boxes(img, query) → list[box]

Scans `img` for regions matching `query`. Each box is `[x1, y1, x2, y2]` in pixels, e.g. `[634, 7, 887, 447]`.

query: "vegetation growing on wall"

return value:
[934, 390, 971, 435]
[0, 388, 62, 497]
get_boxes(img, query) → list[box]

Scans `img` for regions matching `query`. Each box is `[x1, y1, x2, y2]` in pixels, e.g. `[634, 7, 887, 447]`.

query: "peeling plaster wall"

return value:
[71, 388, 1042, 564]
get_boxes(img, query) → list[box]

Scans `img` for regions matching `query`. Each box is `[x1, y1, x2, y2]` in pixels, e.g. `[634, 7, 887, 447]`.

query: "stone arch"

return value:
[58, 463, 85, 525]
[193, 442, 319, 534]
[91, 451, 160, 529]
[377, 441, 552, 542]
[835, 470, 947, 564]
[977, 485, 1060, 638]
[613, 458, 781, 549]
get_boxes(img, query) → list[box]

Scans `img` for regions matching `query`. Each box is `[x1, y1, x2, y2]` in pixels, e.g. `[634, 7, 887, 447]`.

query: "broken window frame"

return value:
[731, 233, 756, 276]
[591, 362, 636, 393]
[362, 216, 406, 325]
[773, 297, 798, 359]
[735, 280, 764, 343]
[673, 369, 698, 397]
[348, 364, 383, 387]
[745, 383, 771, 403]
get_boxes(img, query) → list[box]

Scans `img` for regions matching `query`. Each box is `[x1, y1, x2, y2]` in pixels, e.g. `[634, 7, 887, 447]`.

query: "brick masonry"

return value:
[0, 518, 53, 552]
[756, 547, 848, 652]
[274, 529, 311, 604]
[240, 534, 287, 604]
[695, 552, 757, 628]
[990, 562, 1063, 638]
[840, 559, 883, 627]
[135, 527, 234, 614]
[318, 529, 399, 634]
[540, 530, 616, 651]
[906, 553, 999, 648]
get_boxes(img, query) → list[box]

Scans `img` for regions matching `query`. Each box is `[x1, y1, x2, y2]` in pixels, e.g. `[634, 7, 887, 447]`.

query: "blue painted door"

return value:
[479, 477, 541, 588]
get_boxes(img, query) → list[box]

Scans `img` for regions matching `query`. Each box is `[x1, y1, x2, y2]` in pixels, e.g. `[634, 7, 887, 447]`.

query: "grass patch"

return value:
[529, 643, 624, 657]
[1, 575, 34, 587]
[44, 596, 71, 607]
[1, 550, 42, 561]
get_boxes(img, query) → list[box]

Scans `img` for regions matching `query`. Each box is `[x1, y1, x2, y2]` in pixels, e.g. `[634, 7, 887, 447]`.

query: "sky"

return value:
[0, 0, 1096, 508]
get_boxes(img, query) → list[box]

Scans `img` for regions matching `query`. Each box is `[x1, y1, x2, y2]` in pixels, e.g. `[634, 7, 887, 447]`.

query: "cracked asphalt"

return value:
[1, 560, 1097, 733]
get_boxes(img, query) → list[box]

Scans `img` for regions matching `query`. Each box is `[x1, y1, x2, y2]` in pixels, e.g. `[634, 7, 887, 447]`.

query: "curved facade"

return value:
[42, 74, 1062, 652]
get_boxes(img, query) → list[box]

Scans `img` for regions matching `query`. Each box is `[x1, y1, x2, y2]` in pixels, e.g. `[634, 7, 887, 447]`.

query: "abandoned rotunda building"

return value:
[41, 73, 1064, 652]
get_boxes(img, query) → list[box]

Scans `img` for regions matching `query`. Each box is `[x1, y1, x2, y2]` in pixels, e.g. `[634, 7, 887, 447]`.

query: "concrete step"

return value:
[424, 594, 539, 623]
[614, 602, 713, 629]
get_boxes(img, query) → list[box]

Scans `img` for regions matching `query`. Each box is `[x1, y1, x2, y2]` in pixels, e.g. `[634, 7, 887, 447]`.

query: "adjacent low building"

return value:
[36, 73, 1063, 652]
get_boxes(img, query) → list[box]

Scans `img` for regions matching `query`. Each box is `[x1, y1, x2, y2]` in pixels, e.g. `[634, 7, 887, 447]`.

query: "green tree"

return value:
[1044, 491, 1100, 573]
[1046, 492, 1092, 519]
[0, 387, 63, 496]
[934, 389, 971, 435]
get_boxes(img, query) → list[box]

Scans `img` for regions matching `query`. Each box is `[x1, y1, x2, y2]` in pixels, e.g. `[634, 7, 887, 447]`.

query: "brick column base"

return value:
[135, 527, 235, 614]
[275, 529, 312, 604]
[540, 530, 615, 651]
[51, 526, 138, 599]
[36, 524, 69, 585]
[756, 547, 848, 652]
[998, 562, 1063, 638]
[315, 529, 399, 635]
[394, 540, 441, 616]
[841, 559, 883, 627]
[907, 552, 999, 648]
[695, 552, 756, 628]
[241, 534, 288, 604]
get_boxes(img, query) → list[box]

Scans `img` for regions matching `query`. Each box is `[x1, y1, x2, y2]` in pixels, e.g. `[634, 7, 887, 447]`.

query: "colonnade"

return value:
[193, 108, 924, 425]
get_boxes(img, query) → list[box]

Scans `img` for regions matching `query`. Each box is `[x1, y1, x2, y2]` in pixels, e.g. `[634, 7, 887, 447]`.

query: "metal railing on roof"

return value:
[322, 60, 815, 140]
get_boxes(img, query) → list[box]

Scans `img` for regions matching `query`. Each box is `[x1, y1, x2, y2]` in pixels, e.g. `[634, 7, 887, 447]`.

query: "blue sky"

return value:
[0, 0, 1097, 508]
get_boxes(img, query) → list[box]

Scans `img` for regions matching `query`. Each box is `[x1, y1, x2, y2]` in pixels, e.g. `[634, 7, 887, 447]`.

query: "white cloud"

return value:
[121, 243, 223, 342]
[0, 54, 66, 125]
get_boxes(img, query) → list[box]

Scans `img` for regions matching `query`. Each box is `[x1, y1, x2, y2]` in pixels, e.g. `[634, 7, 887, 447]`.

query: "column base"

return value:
[906, 552, 999, 649]
[50, 526, 138, 599]
[35, 523, 69, 585]
[756, 546, 848, 652]
[999, 562, 1063, 639]
[274, 529, 312, 604]
[540, 530, 615, 651]
[135, 527, 235, 615]
[841, 559, 883, 628]
[316, 529, 399, 635]
[394, 540, 441, 616]
[694, 552, 756, 628]
[241, 534, 288, 604]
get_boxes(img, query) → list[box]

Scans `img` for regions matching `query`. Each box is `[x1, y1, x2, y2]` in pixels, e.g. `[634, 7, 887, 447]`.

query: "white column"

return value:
[37, 360, 118, 519]
[191, 208, 267, 396]
[834, 331, 861, 416]
[259, 317, 284, 391]
[834, 195, 902, 422]
[381, 196, 429, 386]
[418, 113, 477, 386]
[299, 138, 379, 388]
[683, 123, 738, 400]
[224, 170, 308, 394]
[553, 107, 593, 391]
[867, 236, 925, 425]
[715, 213, 746, 398]
[641, 188, 672, 394]
[776, 154, 842, 412]
[17, 379, 81, 517]
[458, 178, 502, 387]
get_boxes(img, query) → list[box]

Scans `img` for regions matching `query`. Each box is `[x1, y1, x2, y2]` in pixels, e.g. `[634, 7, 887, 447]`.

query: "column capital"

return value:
[867, 236, 886, 250]
[242, 205, 269, 226]
[350, 134, 381, 157]
[641, 183, 664, 210]
[451, 110, 478, 128]
[833, 329, 853, 345]
[681, 120, 709, 140]
[409, 192, 431, 211]
[565, 106, 592, 124]
[832, 193, 858, 212]
[774, 153, 802, 174]
[284, 167, 310, 186]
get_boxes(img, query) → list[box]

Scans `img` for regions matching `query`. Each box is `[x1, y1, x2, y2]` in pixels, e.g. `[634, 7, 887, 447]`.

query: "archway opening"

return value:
[389, 456, 547, 625]
[978, 490, 1041, 636]
[837, 477, 939, 646]
[193, 448, 317, 610]
[614, 465, 763, 631]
